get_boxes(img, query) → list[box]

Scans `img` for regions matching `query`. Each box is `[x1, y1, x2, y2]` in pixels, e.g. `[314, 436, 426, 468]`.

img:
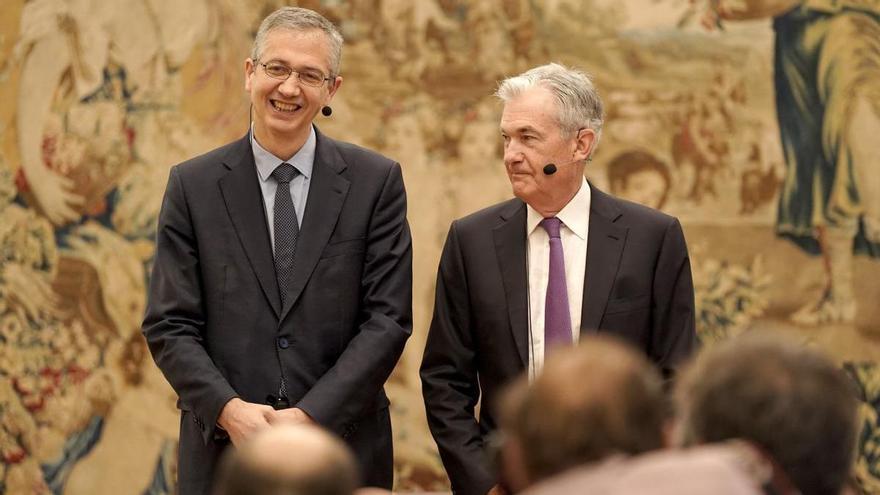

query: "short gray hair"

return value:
[251, 7, 344, 76]
[496, 63, 604, 155]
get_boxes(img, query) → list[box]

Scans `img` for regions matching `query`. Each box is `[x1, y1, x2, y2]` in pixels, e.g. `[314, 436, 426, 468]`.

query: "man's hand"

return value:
[217, 398, 275, 446]
[269, 407, 315, 426]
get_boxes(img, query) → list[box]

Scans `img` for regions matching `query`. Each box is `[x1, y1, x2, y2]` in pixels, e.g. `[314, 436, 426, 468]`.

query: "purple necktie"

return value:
[541, 217, 572, 349]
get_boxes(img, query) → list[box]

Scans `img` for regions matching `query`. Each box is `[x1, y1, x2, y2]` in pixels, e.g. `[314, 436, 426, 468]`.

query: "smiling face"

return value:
[500, 86, 593, 214]
[244, 28, 341, 156]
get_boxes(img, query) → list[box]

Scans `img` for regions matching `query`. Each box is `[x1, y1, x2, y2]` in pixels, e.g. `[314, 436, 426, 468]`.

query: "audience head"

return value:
[213, 424, 359, 495]
[674, 333, 859, 495]
[497, 336, 666, 491]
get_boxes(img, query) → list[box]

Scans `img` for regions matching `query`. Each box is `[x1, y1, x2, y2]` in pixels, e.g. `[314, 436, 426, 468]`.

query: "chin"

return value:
[511, 185, 533, 202]
[268, 118, 309, 136]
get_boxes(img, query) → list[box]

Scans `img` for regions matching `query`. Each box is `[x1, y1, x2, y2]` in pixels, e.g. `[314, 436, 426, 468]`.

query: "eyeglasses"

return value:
[259, 62, 333, 87]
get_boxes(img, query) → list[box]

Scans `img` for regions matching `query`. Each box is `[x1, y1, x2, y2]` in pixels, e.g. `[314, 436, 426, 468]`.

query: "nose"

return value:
[277, 74, 303, 96]
[503, 141, 524, 166]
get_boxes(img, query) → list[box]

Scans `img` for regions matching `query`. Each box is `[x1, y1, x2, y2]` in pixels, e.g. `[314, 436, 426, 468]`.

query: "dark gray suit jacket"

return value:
[420, 184, 696, 495]
[143, 129, 412, 494]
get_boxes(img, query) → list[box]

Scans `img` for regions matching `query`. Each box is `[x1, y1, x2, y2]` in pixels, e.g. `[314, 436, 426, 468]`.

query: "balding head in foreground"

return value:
[213, 424, 359, 495]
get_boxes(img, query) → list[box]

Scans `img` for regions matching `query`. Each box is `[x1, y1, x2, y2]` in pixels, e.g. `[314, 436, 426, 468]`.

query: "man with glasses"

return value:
[143, 7, 412, 494]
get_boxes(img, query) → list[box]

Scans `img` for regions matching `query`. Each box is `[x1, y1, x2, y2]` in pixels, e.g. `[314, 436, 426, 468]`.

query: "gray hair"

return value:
[251, 7, 344, 76]
[496, 63, 604, 156]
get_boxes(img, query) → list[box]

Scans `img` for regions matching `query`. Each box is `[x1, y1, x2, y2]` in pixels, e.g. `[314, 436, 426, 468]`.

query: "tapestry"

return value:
[0, 0, 878, 493]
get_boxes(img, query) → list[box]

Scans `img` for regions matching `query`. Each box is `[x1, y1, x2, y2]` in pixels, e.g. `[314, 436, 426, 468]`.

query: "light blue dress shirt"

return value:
[251, 126, 315, 255]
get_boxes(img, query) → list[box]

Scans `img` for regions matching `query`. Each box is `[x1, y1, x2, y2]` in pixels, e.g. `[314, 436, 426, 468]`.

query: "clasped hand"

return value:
[217, 398, 315, 446]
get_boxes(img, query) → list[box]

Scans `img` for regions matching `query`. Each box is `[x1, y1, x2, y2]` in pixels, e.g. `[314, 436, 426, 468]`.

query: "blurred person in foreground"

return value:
[143, 6, 412, 494]
[421, 62, 696, 495]
[494, 336, 667, 493]
[674, 333, 860, 495]
[498, 335, 801, 495]
[213, 424, 358, 495]
[518, 442, 768, 495]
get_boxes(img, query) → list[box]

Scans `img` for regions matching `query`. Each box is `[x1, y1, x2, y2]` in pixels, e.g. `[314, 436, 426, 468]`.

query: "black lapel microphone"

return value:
[321, 105, 332, 117]
[543, 157, 590, 175]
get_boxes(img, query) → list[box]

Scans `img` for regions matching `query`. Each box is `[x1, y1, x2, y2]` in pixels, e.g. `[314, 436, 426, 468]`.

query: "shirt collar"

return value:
[527, 176, 591, 240]
[251, 125, 316, 182]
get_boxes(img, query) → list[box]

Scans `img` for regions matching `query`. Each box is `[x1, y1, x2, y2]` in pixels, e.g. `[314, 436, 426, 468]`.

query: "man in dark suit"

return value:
[420, 63, 696, 495]
[142, 7, 412, 494]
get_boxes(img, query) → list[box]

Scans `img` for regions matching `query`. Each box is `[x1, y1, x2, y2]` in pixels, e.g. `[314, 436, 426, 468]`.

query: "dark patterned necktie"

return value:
[541, 217, 572, 349]
[272, 163, 300, 306]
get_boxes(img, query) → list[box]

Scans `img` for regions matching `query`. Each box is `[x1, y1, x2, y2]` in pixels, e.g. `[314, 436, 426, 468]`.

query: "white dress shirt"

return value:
[526, 176, 591, 380]
[251, 126, 316, 255]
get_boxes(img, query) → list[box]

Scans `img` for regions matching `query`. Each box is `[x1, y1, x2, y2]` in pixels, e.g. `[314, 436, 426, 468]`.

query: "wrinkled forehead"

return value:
[499, 121, 546, 137]
[500, 110, 559, 137]
[499, 87, 561, 133]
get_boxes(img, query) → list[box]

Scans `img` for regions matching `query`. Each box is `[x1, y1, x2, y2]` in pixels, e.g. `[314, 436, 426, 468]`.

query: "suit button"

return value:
[278, 337, 289, 349]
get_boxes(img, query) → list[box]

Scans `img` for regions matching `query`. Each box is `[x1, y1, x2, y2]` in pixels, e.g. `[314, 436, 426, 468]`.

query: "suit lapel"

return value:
[279, 129, 350, 321]
[581, 185, 627, 332]
[218, 134, 281, 318]
[493, 200, 529, 368]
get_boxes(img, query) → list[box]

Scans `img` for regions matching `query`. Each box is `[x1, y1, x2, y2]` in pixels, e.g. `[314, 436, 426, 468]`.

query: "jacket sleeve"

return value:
[420, 222, 496, 495]
[142, 166, 238, 444]
[296, 163, 413, 434]
[650, 217, 698, 380]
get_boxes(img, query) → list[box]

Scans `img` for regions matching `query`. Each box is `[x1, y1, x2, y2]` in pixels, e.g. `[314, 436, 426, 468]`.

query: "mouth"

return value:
[271, 100, 302, 113]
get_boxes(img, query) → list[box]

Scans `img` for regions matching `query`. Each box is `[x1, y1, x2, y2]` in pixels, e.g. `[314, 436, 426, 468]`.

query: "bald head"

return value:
[213, 424, 359, 495]
[498, 336, 666, 488]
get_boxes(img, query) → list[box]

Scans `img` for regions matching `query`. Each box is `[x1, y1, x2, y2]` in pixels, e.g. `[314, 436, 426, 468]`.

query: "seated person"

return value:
[213, 424, 359, 495]
[495, 336, 667, 493]
[673, 333, 859, 495]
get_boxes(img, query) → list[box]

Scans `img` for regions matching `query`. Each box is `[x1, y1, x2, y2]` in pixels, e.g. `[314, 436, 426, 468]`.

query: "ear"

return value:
[325, 75, 343, 103]
[573, 128, 596, 161]
[244, 58, 256, 92]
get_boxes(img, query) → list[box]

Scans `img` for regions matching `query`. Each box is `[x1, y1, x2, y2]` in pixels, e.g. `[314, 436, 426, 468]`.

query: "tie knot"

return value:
[272, 163, 299, 184]
[540, 217, 563, 238]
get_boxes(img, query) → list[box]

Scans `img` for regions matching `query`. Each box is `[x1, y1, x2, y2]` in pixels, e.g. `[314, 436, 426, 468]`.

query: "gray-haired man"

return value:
[420, 63, 696, 495]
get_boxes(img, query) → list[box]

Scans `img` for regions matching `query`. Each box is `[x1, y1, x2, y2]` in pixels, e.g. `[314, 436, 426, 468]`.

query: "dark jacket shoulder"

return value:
[331, 137, 398, 171]
[593, 187, 680, 232]
[174, 138, 244, 177]
[453, 198, 523, 232]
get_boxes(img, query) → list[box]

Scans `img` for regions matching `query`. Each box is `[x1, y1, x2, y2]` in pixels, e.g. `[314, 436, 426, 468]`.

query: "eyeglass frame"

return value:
[257, 61, 335, 87]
